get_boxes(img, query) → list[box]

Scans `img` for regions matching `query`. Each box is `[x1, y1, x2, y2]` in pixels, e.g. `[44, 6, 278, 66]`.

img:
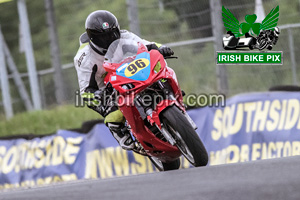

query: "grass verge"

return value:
[0, 104, 100, 137]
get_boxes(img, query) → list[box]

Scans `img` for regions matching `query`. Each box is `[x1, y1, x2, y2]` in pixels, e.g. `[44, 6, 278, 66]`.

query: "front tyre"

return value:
[160, 105, 208, 167]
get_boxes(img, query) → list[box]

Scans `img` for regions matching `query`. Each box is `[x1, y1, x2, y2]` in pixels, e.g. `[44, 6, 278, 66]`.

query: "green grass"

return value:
[0, 105, 100, 137]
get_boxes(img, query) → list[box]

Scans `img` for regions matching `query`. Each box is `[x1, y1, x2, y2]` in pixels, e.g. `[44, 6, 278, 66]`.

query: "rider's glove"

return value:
[82, 91, 100, 107]
[82, 89, 106, 117]
[146, 43, 174, 57]
[83, 87, 117, 118]
[158, 46, 174, 57]
[93, 89, 105, 102]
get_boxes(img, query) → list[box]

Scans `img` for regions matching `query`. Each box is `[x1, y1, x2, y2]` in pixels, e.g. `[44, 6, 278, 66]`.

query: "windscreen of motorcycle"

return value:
[105, 39, 139, 63]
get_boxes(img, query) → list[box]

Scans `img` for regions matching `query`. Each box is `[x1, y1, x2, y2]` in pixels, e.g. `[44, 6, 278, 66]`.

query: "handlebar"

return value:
[164, 56, 178, 59]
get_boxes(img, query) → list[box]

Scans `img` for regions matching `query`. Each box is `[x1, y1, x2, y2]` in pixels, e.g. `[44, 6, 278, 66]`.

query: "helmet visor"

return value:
[89, 28, 120, 49]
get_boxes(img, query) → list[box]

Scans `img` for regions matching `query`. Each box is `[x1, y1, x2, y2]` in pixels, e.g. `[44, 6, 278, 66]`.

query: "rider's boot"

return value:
[107, 122, 135, 150]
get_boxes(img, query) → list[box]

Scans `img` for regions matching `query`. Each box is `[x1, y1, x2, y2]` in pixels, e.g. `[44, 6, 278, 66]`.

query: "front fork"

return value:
[157, 80, 198, 131]
[154, 108, 197, 147]
[135, 80, 197, 146]
[183, 112, 198, 130]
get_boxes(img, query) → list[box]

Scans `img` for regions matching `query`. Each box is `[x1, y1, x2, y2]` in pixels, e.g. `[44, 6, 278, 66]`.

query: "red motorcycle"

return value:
[103, 39, 208, 171]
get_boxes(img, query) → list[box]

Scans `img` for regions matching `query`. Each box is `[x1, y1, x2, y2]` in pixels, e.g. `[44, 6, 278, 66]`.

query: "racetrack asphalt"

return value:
[1, 156, 300, 200]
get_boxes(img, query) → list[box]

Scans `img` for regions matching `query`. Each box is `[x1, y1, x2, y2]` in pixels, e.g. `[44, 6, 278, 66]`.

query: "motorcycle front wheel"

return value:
[160, 105, 208, 167]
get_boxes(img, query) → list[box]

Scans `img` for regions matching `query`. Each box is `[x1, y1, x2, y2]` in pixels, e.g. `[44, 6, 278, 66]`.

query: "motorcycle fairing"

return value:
[103, 40, 185, 160]
[116, 52, 151, 81]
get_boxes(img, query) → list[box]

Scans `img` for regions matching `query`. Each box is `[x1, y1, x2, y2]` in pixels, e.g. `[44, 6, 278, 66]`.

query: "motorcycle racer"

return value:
[74, 10, 174, 150]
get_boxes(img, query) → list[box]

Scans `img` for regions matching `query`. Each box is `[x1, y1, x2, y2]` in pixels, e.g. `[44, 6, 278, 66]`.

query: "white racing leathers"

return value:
[74, 30, 153, 95]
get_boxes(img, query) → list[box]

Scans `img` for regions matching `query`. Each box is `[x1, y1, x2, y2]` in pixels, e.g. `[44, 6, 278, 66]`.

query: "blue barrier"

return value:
[0, 91, 299, 188]
[192, 91, 300, 165]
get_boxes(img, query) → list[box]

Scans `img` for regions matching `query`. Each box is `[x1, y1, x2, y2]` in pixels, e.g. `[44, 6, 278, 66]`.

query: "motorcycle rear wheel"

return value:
[160, 105, 208, 167]
[148, 156, 180, 171]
